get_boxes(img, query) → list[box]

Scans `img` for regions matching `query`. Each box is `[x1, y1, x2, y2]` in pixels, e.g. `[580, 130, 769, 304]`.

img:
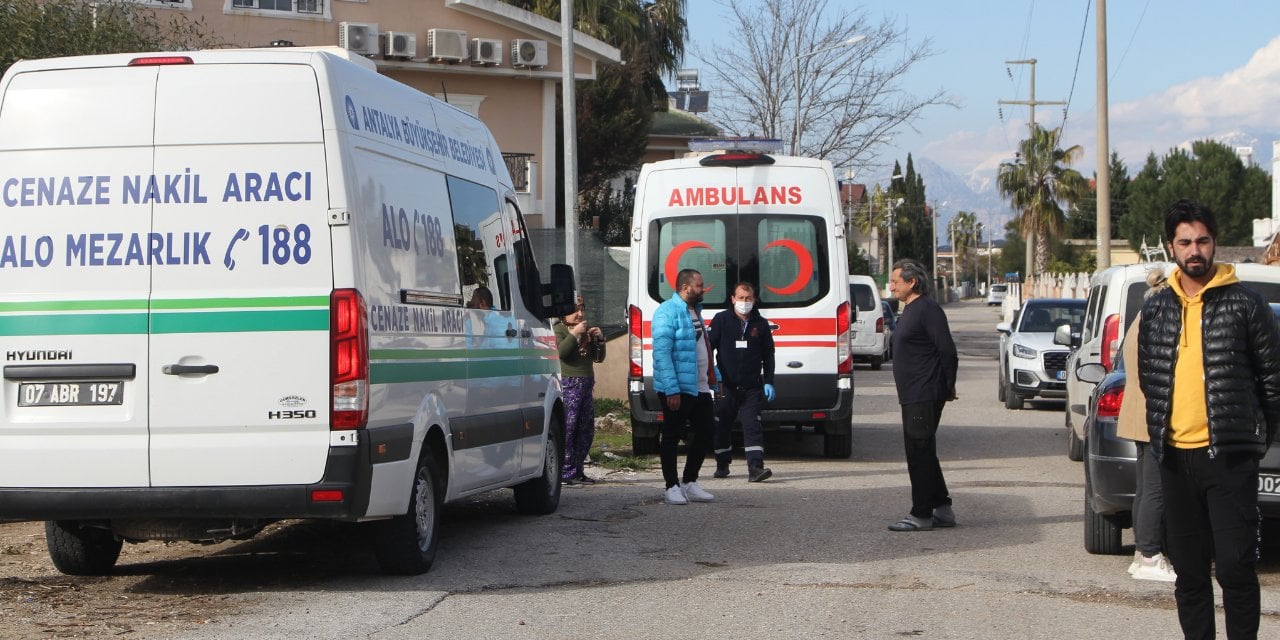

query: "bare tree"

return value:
[694, 0, 950, 170]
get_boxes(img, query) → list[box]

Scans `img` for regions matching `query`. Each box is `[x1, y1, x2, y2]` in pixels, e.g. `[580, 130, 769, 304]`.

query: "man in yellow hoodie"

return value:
[1137, 199, 1280, 640]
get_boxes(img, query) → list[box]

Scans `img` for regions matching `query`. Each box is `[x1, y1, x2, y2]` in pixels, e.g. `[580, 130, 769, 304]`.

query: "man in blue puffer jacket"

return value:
[651, 268, 717, 505]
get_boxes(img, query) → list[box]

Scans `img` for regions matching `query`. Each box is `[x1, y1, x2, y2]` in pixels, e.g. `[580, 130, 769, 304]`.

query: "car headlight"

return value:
[1013, 343, 1038, 359]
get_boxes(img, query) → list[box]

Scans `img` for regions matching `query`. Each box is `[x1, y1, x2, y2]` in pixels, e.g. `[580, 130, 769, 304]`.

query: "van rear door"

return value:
[0, 66, 158, 487]
[146, 63, 333, 486]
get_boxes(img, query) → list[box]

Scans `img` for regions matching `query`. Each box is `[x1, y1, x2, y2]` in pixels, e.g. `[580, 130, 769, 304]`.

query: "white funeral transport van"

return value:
[626, 139, 855, 458]
[0, 48, 577, 576]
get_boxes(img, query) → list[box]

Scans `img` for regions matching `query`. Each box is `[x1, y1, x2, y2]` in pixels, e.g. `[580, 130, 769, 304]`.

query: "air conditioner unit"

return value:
[338, 22, 379, 57]
[381, 31, 417, 59]
[470, 38, 503, 66]
[511, 39, 548, 68]
[427, 28, 469, 62]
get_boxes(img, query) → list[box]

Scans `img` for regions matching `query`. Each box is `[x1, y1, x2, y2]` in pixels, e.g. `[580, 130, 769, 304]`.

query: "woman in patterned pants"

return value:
[555, 296, 606, 484]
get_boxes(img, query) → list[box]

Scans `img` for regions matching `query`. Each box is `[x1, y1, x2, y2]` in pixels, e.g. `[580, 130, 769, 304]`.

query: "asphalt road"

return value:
[165, 298, 1280, 639]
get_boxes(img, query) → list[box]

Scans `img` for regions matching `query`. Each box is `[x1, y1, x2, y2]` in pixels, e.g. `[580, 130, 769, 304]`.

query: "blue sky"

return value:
[681, 0, 1280, 186]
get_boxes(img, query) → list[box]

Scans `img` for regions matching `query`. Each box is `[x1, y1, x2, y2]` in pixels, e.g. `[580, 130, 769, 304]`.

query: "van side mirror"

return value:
[1076, 362, 1107, 384]
[1054, 323, 1080, 348]
[541, 263, 577, 319]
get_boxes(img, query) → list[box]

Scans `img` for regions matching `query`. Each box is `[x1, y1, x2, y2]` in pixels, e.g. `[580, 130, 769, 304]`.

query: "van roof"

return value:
[3, 47, 376, 76]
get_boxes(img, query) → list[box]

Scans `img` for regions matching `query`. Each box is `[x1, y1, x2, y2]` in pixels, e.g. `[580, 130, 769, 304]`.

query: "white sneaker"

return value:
[664, 485, 688, 505]
[681, 481, 716, 503]
[1127, 550, 1142, 575]
[1132, 553, 1177, 583]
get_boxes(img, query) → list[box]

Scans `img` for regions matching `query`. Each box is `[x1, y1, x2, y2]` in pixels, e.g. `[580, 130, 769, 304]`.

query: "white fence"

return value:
[1000, 272, 1092, 322]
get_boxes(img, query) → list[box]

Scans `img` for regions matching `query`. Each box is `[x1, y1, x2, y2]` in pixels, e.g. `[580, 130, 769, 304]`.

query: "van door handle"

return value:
[786, 361, 803, 369]
[507, 328, 519, 337]
[520, 329, 532, 338]
[769, 323, 781, 331]
[162, 364, 220, 376]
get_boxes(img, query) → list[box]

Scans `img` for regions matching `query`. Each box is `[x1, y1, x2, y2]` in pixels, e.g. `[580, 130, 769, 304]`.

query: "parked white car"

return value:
[998, 298, 1087, 410]
[849, 274, 889, 369]
[986, 283, 1007, 306]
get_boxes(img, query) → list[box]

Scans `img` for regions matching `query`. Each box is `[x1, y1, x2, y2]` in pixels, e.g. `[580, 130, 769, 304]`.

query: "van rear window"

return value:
[647, 214, 828, 308]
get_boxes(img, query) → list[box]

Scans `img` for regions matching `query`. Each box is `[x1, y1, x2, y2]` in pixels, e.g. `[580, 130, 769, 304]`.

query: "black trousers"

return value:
[658, 392, 714, 489]
[901, 400, 951, 519]
[714, 385, 765, 466]
[1159, 447, 1260, 640]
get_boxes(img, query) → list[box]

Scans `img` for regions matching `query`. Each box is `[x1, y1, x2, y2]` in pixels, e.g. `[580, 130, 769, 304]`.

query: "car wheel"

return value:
[513, 412, 564, 515]
[870, 354, 883, 370]
[1004, 381, 1023, 410]
[1084, 467, 1124, 555]
[45, 521, 122, 576]
[1067, 422, 1084, 462]
[998, 369, 1007, 402]
[373, 445, 443, 575]
[631, 431, 659, 456]
[823, 433, 852, 459]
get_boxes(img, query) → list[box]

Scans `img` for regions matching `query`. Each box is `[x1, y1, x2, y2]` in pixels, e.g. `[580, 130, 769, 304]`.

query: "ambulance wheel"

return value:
[823, 433, 852, 459]
[45, 520, 122, 576]
[870, 354, 884, 370]
[373, 448, 442, 575]
[631, 433, 659, 456]
[514, 413, 563, 515]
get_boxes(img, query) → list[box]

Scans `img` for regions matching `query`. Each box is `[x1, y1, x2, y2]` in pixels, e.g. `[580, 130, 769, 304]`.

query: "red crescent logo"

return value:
[763, 239, 814, 295]
[664, 241, 715, 292]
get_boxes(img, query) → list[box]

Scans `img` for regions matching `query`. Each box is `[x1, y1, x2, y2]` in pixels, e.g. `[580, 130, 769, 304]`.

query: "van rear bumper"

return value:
[630, 375, 853, 438]
[0, 443, 371, 522]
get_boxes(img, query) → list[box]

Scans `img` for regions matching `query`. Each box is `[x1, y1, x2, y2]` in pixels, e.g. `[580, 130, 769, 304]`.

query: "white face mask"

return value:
[734, 301, 754, 315]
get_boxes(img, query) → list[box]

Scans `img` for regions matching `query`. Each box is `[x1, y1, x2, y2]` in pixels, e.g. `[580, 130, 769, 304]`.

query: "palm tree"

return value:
[996, 125, 1089, 278]
[947, 210, 978, 284]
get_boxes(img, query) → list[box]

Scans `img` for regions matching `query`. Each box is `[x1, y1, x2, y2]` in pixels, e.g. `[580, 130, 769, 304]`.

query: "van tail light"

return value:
[1095, 385, 1124, 418]
[629, 304, 643, 377]
[875, 315, 885, 334]
[128, 56, 194, 66]
[331, 288, 369, 430]
[1101, 313, 1120, 372]
[836, 301, 853, 374]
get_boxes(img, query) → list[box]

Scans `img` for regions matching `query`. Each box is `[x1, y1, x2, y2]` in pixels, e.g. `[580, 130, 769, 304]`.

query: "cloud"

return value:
[924, 34, 1280, 181]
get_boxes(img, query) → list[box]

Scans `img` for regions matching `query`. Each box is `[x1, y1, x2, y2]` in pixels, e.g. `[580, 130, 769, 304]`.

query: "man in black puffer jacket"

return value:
[1137, 199, 1280, 640]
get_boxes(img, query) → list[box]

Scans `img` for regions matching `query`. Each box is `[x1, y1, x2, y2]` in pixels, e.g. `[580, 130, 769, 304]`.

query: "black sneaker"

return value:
[574, 474, 596, 485]
[713, 465, 730, 479]
[748, 466, 772, 482]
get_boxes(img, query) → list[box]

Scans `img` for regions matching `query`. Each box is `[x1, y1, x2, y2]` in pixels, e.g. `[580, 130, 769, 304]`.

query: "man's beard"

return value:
[1179, 255, 1213, 278]
[689, 292, 704, 305]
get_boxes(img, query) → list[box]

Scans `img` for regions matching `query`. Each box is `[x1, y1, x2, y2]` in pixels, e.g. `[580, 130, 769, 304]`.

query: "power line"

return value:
[1110, 0, 1152, 84]
[1060, 0, 1092, 137]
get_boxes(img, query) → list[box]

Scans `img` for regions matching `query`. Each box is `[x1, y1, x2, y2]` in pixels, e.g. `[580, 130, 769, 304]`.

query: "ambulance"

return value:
[0, 48, 576, 575]
[626, 139, 855, 458]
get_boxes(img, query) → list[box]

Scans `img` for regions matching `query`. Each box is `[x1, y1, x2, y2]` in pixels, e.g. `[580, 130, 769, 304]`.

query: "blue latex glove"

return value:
[763, 383, 776, 403]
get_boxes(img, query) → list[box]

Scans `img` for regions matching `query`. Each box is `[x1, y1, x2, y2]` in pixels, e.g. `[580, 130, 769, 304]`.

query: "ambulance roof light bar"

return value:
[688, 137, 784, 154]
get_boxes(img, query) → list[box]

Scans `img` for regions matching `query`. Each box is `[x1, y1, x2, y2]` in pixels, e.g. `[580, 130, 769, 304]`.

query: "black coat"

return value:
[1138, 282, 1280, 461]
[708, 309, 775, 390]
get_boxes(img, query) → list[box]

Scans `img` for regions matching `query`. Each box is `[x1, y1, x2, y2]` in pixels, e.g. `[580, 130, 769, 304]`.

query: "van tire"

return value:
[823, 433, 852, 459]
[631, 431, 660, 456]
[45, 520, 122, 576]
[514, 413, 563, 515]
[870, 354, 884, 370]
[373, 450, 442, 575]
[1067, 425, 1084, 462]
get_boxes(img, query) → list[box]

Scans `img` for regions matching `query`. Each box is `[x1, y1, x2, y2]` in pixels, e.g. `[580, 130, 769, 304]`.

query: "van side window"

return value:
[1081, 285, 1105, 343]
[649, 218, 728, 302]
[507, 200, 542, 315]
[448, 176, 508, 310]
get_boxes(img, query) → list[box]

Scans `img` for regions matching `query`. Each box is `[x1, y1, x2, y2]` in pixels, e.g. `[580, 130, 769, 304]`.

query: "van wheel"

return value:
[1067, 424, 1084, 462]
[823, 433, 852, 459]
[514, 413, 563, 515]
[45, 521, 122, 576]
[373, 450, 442, 575]
[1084, 470, 1123, 555]
[631, 434, 659, 456]
[870, 354, 884, 370]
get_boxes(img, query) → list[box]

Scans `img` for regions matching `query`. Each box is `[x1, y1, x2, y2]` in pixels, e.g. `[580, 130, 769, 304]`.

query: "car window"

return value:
[1015, 300, 1086, 333]
[849, 283, 876, 312]
[1081, 284, 1106, 343]
[1122, 281, 1148, 332]
[1243, 281, 1280, 303]
[991, 284, 1006, 293]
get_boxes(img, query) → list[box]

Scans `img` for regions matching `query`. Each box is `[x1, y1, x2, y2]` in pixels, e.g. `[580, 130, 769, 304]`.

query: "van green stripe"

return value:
[0, 296, 326, 313]
[151, 296, 330, 310]
[151, 310, 329, 333]
[372, 348, 549, 360]
[0, 313, 148, 336]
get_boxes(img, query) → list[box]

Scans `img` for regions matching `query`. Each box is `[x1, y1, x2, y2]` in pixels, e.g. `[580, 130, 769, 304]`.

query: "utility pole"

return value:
[1095, 0, 1112, 271]
[561, 0, 578, 275]
[999, 58, 1065, 292]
